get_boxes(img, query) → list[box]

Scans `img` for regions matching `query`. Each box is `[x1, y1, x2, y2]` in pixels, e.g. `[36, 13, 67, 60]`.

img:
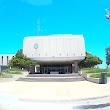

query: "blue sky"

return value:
[0, 0, 110, 68]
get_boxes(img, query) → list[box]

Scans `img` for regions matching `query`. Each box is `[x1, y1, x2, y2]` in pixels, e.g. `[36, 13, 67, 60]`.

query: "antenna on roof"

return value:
[37, 18, 40, 35]
[37, 17, 47, 36]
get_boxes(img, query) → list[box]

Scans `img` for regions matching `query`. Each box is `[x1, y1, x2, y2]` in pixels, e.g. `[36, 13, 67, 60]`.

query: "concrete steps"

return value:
[26, 73, 81, 77]
[16, 77, 85, 82]
[16, 73, 86, 82]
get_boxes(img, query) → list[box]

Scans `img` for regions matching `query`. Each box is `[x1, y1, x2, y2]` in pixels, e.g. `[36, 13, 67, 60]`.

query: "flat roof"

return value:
[24, 34, 84, 39]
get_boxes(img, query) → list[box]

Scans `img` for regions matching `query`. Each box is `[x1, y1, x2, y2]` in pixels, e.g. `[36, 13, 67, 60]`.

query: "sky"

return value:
[0, 0, 110, 68]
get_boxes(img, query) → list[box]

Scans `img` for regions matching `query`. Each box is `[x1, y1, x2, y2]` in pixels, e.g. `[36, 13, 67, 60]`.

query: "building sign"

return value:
[33, 43, 39, 49]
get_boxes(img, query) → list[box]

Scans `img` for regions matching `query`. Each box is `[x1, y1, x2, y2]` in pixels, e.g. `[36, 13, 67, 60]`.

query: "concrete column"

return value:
[72, 64, 74, 73]
[35, 65, 40, 73]
[29, 66, 35, 74]
[74, 61, 78, 73]
[35, 66, 37, 73]
[0, 66, 1, 72]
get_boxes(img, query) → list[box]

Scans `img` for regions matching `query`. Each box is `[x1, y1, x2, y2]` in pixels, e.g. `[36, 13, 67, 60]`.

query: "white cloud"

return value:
[21, 0, 52, 6]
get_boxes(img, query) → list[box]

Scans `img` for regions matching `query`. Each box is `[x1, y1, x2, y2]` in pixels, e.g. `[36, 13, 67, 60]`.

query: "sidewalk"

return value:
[0, 80, 110, 101]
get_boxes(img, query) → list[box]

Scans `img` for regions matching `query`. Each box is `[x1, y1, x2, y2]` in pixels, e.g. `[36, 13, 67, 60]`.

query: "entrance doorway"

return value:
[41, 64, 72, 74]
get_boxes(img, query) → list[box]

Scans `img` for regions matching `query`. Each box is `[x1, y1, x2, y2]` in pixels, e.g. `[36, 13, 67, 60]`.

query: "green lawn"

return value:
[81, 68, 110, 78]
[90, 72, 110, 78]
[81, 68, 110, 74]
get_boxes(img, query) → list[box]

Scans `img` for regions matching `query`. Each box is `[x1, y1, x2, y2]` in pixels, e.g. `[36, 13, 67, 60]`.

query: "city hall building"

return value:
[23, 34, 86, 74]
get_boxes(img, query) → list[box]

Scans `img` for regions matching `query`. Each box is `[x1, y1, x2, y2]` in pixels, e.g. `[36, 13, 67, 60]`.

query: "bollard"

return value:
[100, 72, 107, 84]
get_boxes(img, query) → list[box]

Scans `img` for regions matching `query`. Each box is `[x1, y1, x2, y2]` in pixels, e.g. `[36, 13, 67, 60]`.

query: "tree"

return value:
[15, 49, 24, 59]
[105, 47, 110, 66]
[79, 52, 103, 68]
[8, 49, 37, 68]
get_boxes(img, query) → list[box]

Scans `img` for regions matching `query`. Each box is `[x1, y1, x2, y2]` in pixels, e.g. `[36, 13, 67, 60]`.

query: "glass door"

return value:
[42, 67, 45, 74]
[45, 67, 48, 74]
[64, 67, 68, 74]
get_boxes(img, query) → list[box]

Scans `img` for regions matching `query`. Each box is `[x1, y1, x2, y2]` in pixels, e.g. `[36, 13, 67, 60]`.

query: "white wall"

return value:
[43, 38, 50, 57]
[63, 38, 71, 57]
[36, 39, 43, 57]
[23, 38, 38, 58]
[0, 56, 2, 65]
[23, 34, 86, 62]
[71, 37, 78, 56]
[3, 56, 7, 65]
[56, 37, 64, 57]
[50, 38, 57, 57]
[0, 55, 15, 66]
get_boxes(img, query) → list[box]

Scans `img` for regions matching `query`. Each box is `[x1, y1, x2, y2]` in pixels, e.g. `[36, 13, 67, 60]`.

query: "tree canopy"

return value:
[79, 52, 103, 68]
[8, 49, 37, 68]
[105, 47, 110, 66]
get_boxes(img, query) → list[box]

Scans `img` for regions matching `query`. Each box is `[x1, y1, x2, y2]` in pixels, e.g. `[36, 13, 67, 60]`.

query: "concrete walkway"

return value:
[0, 72, 110, 101]
[0, 73, 110, 109]
[0, 80, 110, 101]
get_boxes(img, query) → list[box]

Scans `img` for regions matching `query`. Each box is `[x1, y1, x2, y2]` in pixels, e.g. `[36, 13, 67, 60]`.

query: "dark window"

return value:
[2, 56, 3, 65]
[7, 56, 8, 65]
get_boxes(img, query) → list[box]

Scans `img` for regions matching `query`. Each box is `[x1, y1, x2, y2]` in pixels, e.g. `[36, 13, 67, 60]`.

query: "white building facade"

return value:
[0, 54, 15, 66]
[23, 34, 86, 74]
[0, 54, 15, 72]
